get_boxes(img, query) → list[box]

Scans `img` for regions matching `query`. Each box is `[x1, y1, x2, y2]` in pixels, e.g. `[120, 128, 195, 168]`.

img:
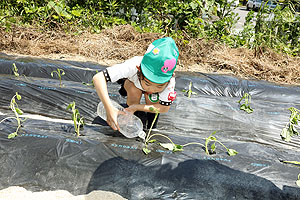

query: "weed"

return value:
[238, 93, 253, 113]
[0, 92, 26, 138]
[51, 68, 65, 87]
[281, 107, 300, 142]
[66, 101, 85, 137]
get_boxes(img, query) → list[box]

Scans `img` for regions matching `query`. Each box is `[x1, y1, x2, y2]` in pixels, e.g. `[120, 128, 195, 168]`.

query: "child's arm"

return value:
[125, 103, 170, 114]
[93, 72, 121, 131]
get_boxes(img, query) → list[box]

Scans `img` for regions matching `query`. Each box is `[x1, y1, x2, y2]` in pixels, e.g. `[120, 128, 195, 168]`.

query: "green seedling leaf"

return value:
[227, 149, 238, 156]
[173, 144, 183, 152]
[211, 143, 216, 152]
[8, 132, 17, 139]
[143, 147, 151, 155]
[16, 93, 21, 100]
[15, 108, 23, 115]
[160, 143, 174, 151]
[148, 139, 156, 143]
[238, 93, 253, 113]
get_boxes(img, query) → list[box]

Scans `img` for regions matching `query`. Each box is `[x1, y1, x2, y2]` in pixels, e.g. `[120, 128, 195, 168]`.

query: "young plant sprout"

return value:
[182, 81, 197, 98]
[238, 92, 253, 113]
[142, 107, 238, 156]
[82, 80, 94, 87]
[0, 92, 26, 138]
[66, 101, 85, 137]
[12, 63, 29, 81]
[281, 107, 300, 142]
[12, 63, 20, 77]
[51, 68, 65, 87]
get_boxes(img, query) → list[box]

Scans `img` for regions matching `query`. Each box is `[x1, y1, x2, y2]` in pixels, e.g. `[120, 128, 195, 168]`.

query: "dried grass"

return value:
[0, 24, 299, 85]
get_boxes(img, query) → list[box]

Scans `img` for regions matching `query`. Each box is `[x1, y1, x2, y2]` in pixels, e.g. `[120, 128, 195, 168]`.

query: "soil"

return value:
[1, 24, 300, 86]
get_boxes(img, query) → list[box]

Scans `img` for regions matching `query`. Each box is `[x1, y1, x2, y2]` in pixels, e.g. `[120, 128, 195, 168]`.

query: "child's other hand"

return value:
[124, 104, 138, 114]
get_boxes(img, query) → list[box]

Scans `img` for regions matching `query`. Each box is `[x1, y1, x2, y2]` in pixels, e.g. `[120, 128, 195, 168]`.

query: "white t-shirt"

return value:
[103, 56, 176, 106]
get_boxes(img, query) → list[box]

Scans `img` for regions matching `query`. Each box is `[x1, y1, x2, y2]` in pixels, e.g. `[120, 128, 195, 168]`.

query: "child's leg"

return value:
[144, 93, 160, 129]
[123, 80, 147, 129]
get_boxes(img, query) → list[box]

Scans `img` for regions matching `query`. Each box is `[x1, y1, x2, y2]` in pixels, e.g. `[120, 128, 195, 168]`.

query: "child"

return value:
[93, 37, 179, 132]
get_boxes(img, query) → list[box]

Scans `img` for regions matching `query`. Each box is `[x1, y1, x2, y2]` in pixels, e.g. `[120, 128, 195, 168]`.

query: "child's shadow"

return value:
[92, 116, 108, 126]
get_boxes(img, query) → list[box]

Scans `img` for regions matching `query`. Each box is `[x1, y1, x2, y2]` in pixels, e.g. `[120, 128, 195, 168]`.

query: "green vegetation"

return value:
[281, 107, 300, 142]
[66, 101, 85, 137]
[0, 92, 26, 138]
[51, 68, 65, 87]
[238, 93, 254, 114]
[182, 82, 197, 98]
[143, 106, 238, 156]
[0, 0, 299, 56]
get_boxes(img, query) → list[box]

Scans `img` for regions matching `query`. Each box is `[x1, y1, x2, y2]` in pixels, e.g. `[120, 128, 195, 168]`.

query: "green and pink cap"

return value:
[141, 37, 179, 84]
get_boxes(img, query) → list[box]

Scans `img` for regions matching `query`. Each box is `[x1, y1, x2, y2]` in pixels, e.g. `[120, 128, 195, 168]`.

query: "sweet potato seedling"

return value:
[67, 101, 85, 137]
[281, 107, 300, 142]
[12, 63, 29, 81]
[142, 107, 237, 156]
[238, 93, 253, 113]
[0, 92, 26, 138]
[182, 81, 197, 98]
[51, 68, 65, 87]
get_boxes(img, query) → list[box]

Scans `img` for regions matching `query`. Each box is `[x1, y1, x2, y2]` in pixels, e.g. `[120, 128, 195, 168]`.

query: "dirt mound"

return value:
[0, 24, 299, 85]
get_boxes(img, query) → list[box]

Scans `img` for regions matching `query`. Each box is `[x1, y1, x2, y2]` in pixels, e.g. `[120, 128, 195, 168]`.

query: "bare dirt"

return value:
[1, 24, 300, 86]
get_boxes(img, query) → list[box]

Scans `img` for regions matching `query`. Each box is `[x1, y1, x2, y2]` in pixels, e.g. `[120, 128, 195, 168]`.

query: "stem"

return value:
[145, 112, 159, 144]
[216, 140, 229, 151]
[0, 117, 17, 124]
[74, 113, 78, 135]
[147, 133, 175, 145]
[182, 142, 205, 148]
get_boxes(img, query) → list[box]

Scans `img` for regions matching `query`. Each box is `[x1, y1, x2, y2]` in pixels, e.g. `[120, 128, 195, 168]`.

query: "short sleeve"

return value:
[104, 56, 143, 83]
[159, 77, 176, 106]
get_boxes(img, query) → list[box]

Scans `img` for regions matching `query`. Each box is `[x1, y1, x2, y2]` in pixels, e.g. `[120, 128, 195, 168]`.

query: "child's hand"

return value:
[124, 104, 138, 114]
[106, 107, 123, 131]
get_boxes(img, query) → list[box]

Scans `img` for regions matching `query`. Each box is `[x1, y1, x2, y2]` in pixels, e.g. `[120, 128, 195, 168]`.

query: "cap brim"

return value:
[141, 62, 171, 84]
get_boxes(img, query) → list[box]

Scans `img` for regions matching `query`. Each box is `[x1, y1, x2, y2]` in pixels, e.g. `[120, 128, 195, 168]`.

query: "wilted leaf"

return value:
[280, 127, 290, 142]
[160, 143, 174, 151]
[143, 147, 151, 155]
[8, 132, 17, 139]
[227, 149, 238, 156]
[148, 139, 156, 143]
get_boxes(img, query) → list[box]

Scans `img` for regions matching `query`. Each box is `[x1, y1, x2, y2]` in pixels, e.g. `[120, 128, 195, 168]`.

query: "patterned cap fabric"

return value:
[141, 37, 179, 84]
